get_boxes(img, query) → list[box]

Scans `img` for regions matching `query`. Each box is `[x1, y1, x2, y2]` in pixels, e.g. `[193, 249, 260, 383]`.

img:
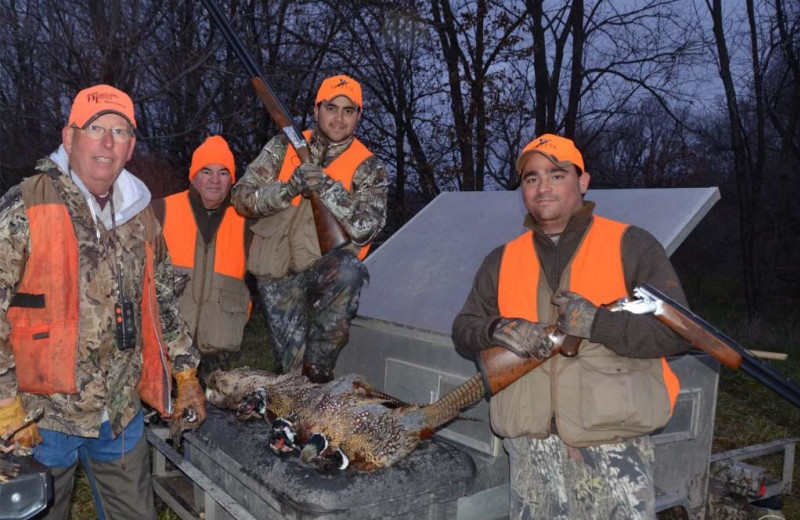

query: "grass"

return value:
[65, 305, 800, 519]
[707, 308, 800, 517]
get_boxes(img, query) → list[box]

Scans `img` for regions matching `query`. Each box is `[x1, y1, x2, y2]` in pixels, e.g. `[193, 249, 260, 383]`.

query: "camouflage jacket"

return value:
[0, 147, 199, 437]
[232, 130, 388, 246]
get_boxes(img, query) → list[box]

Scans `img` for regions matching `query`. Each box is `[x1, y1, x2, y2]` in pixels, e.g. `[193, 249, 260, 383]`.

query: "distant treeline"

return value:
[1, 0, 798, 316]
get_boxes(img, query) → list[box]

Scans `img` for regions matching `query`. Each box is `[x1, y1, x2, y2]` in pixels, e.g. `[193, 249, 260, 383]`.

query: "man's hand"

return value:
[0, 397, 42, 454]
[285, 163, 328, 200]
[295, 163, 327, 192]
[170, 369, 207, 447]
[491, 318, 555, 359]
[286, 168, 306, 199]
[552, 290, 597, 339]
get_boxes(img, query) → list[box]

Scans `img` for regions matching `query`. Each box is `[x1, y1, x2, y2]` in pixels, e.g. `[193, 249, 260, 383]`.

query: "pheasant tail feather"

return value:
[422, 374, 486, 430]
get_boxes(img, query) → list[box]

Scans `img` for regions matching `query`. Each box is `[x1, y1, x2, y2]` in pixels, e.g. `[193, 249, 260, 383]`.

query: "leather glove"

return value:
[552, 290, 597, 339]
[295, 163, 327, 192]
[491, 318, 555, 360]
[0, 396, 42, 453]
[170, 369, 207, 444]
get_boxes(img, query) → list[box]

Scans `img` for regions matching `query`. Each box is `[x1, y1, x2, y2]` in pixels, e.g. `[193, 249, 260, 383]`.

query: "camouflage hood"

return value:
[48, 144, 151, 230]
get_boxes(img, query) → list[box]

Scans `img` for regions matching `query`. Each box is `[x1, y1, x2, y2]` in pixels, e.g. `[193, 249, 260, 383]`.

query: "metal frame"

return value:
[709, 438, 798, 500]
[148, 426, 257, 520]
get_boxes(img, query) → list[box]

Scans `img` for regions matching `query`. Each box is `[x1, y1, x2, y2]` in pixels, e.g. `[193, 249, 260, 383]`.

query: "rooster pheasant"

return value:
[204, 368, 486, 471]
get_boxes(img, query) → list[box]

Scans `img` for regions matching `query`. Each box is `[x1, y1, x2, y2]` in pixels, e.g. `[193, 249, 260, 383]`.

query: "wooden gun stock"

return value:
[653, 303, 742, 370]
[201, 0, 349, 254]
[477, 332, 581, 398]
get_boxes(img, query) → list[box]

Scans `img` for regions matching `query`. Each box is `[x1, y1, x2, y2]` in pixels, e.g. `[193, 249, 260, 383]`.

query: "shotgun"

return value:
[199, 0, 350, 253]
[477, 286, 800, 409]
[476, 330, 581, 398]
[620, 284, 800, 409]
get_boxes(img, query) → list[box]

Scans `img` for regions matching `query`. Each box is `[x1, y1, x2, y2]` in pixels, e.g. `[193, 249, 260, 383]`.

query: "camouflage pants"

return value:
[256, 249, 368, 373]
[503, 434, 656, 520]
[197, 351, 231, 385]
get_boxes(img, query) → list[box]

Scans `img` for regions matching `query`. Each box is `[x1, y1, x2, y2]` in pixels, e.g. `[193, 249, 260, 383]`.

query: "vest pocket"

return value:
[9, 322, 79, 394]
[577, 355, 666, 433]
[197, 288, 248, 353]
[248, 209, 293, 278]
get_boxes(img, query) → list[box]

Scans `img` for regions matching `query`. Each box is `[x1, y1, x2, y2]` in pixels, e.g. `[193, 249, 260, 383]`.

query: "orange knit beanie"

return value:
[189, 135, 235, 180]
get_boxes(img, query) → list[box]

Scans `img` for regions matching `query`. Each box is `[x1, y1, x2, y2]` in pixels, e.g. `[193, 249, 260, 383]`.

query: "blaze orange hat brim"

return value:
[516, 134, 584, 173]
[68, 84, 136, 129]
[315, 74, 362, 109]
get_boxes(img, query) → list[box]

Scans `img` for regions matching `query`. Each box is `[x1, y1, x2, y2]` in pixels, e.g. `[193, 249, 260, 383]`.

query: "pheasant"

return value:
[204, 367, 486, 471]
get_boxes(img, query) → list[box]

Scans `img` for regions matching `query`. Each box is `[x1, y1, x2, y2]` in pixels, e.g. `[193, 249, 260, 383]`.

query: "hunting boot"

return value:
[198, 352, 228, 387]
[302, 361, 335, 384]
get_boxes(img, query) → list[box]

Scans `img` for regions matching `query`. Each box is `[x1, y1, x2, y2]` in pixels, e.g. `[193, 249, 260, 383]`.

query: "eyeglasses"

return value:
[74, 124, 134, 143]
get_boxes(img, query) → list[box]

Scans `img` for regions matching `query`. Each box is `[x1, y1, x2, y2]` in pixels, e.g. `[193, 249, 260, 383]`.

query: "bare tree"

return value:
[704, 0, 767, 317]
[529, 1, 700, 135]
[2, 0, 799, 315]
[429, 0, 527, 192]
[763, 0, 800, 296]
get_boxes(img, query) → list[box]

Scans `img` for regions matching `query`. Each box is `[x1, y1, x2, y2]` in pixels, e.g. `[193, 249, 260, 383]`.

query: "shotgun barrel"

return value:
[635, 284, 800, 410]
[199, 0, 350, 253]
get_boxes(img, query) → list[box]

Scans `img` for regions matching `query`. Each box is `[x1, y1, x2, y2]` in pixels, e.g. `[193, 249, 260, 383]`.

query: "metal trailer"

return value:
[149, 188, 797, 520]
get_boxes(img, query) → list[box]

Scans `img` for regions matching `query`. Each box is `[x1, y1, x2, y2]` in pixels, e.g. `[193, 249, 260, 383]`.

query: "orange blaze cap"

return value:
[315, 74, 362, 110]
[189, 135, 236, 181]
[516, 134, 584, 174]
[68, 84, 136, 129]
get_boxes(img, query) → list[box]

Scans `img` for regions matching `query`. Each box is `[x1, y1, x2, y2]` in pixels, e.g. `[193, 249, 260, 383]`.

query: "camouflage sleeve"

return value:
[151, 232, 200, 372]
[0, 187, 27, 399]
[231, 135, 292, 218]
[318, 156, 388, 245]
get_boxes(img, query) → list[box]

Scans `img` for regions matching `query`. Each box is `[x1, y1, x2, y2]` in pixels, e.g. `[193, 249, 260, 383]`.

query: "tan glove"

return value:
[0, 396, 42, 453]
[170, 369, 207, 445]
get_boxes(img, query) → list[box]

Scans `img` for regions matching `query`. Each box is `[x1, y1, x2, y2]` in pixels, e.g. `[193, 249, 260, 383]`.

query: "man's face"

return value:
[314, 95, 360, 143]
[520, 152, 590, 235]
[62, 113, 135, 195]
[191, 164, 232, 210]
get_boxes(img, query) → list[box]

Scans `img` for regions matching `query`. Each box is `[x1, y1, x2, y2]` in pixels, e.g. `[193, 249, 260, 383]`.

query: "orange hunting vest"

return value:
[160, 191, 250, 354]
[161, 191, 247, 280]
[277, 131, 373, 259]
[491, 216, 679, 443]
[7, 177, 172, 415]
[499, 216, 630, 318]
